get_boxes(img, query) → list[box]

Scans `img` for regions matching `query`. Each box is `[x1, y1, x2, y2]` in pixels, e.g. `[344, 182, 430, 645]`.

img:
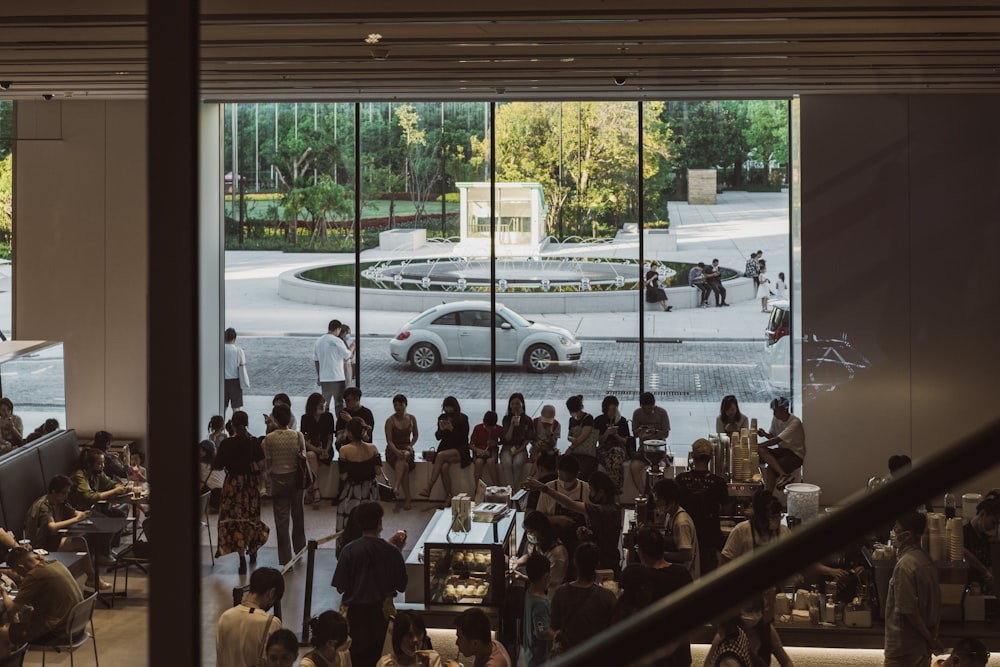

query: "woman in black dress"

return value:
[301, 392, 334, 505]
[419, 396, 471, 507]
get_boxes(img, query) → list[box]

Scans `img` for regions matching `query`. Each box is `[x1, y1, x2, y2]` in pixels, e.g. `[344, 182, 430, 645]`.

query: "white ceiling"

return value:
[2, 1, 1000, 101]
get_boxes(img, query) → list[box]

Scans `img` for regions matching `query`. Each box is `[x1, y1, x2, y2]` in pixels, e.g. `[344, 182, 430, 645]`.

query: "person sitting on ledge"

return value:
[756, 397, 805, 492]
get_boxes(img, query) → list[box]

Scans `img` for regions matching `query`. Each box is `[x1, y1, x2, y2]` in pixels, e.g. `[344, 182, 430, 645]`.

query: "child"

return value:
[774, 271, 788, 301]
[522, 553, 554, 667]
[470, 411, 502, 486]
[129, 451, 147, 484]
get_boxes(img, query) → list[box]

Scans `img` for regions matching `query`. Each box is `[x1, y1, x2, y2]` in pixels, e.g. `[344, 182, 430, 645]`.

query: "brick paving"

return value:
[238, 335, 770, 404]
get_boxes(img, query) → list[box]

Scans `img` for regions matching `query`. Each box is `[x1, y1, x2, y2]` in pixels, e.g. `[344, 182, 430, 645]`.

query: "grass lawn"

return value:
[226, 197, 458, 222]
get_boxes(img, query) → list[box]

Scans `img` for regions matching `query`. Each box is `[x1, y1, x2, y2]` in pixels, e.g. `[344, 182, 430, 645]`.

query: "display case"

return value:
[404, 508, 519, 608]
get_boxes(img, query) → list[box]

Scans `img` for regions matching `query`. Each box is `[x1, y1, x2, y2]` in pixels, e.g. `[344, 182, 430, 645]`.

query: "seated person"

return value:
[756, 397, 805, 491]
[936, 638, 990, 667]
[91, 430, 129, 480]
[469, 411, 502, 487]
[0, 548, 83, 646]
[24, 474, 109, 590]
[23, 418, 60, 445]
[531, 404, 560, 460]
[334, 387, 375, 452]
[0, 398, 24, 450]
[68, 447, 127, 516]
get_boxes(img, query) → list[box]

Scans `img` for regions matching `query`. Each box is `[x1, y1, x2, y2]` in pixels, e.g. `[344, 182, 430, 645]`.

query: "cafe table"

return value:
[66, 516, 128, 607]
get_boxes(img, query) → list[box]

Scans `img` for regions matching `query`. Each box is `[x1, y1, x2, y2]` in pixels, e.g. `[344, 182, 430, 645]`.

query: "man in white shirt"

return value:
[757, 397, 806, 492]
[224, 327, 247, 414]
[313, 319, 351, 415]
[216, 567, 284, 667]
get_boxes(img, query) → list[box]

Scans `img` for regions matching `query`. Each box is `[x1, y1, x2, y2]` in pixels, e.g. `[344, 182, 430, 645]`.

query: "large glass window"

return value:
[0, 100, 12, 340]
[222, 99, 791, 465]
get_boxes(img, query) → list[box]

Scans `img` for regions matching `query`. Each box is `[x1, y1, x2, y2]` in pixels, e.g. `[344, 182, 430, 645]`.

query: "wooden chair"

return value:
[28, 592, 99, 666]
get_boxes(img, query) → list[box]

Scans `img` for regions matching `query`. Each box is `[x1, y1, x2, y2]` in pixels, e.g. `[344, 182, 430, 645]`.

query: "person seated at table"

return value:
[0, 398, 24, 450]
[334, 387, 375, 452]
[0, 548, 83, 647]
[128, 450, 147, 485]
[264, 629, 301, 667]
[0, 528, 17, 567]
[91, 430, 129, 480]
[377, 609, 442, 667]
[300, 610, 352, 667]
[935, 637, 990, 667]
[264, 393, 297, 434]
[68, 447, 127, 516]
[23, 418, 60, 445]
[24, 474, 109, 590]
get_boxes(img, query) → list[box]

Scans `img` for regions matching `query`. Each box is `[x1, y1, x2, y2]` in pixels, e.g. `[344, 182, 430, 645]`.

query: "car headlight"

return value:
[559, 336, 570, 345]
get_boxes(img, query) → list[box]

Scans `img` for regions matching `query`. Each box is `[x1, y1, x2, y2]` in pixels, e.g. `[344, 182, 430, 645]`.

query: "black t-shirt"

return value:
[675, 470, 730, 550]
[550, 583, 618, 652]
[620, 563, 693, 667]
[585, 501, 623, 574]
[593, 414, 630, 447]
[213, 434, 264, 475]
[301, 412, 335, 449]
[335, 406, 376, 450]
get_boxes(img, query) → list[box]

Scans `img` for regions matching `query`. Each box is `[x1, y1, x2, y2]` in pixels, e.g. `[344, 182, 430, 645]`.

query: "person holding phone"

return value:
[419, 396, 470, 507]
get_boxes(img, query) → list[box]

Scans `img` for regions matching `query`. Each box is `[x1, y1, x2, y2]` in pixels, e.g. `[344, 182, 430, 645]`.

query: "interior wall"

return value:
[799, 94, 1000, 504]
[199, 104, 223, 432]
[13, 100, 149, 443]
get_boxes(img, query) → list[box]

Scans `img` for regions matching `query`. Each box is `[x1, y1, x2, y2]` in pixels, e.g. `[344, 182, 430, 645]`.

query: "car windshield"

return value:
[497, 306, 531, 328]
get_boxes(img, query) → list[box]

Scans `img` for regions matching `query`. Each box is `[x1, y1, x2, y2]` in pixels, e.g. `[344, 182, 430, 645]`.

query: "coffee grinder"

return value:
[637, 439, 672, 525]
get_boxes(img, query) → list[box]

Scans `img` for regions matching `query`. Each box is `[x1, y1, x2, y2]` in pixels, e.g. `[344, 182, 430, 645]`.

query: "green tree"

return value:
[0, 154, 11, 251]
[300, 175, 354, 247]
[743, 100, 789, 184]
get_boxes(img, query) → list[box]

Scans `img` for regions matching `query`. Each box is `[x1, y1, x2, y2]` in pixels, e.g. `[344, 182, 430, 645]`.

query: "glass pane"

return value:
[642, 100, 791, 474]
[0, 100, 12, 340]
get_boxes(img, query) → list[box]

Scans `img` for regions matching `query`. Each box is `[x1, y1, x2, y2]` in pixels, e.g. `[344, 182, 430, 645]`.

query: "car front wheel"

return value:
[525, 344, 555, 373]
[410, 343, 440, 372]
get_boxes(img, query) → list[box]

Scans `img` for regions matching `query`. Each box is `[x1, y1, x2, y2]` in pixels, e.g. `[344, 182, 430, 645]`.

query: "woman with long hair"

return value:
[716, 395, 749, 435]
[593, 394, 628, 495]
[419, 396, 471, 507]
[336, 417, 384, 534]
[301, 392, 334, 506]
[385, 393, 419, 510]
[214, 411, 270, 574]
[964, 492, 1000, 591]
[501, 392, 535, 490]
[300, 610, 352, 667]
[262, 403, 306, 566]
[644, 268, 672, 311]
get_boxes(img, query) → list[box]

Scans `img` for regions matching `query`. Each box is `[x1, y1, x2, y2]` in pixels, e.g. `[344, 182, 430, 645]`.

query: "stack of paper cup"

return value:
[947, 517, 965, 561]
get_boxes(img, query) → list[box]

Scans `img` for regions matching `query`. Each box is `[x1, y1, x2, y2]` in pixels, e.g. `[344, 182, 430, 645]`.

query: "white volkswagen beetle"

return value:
[389, 301, 582, 373]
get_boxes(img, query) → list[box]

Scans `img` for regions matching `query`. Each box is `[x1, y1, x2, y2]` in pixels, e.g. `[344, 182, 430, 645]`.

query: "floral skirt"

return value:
[217, 473, 270, 557]
[597, 446, 626, 494]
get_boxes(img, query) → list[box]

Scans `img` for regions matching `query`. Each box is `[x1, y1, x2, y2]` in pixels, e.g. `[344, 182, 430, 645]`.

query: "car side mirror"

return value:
[500, 323, 512, 330]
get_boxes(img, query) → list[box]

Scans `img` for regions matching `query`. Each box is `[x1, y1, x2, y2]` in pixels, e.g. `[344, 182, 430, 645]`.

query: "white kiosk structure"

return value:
[456, 182, 547, 257]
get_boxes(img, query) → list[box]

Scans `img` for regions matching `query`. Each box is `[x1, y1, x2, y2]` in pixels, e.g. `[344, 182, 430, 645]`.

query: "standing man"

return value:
[688, 262, 711, 307]
[331, 501, 407, 667]
[675, 438, 730, 574]
[884, 511, 941, 667]
[630, 392, 670, 495]
[745, 251, 760, 289]
[0, 548, 83, 646]
[757, 397, 805, 492]
[653, 479, 700, 581]
[314, 319, 352, 416]
[224, 327, 247, 415]
[705, 259, 729, 306]
[216, 567, 285, 667]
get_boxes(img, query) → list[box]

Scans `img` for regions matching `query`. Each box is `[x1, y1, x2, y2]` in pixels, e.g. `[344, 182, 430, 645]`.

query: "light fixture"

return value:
[365, 33, 382, 45]
[613, 75, 628, 86]
[497, 279, 508, 292]
[457, 277, 467, 291]
[41, 94, 54, 101]
[0, 82, 11, 91]
[420, 276, 431, 289]
[580, 277, 591, 291]
[370, 48, 389, 61]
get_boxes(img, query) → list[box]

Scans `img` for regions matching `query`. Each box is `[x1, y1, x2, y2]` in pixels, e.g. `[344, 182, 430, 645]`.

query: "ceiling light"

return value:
[365, 33, 382, 45]
[0, 82, 11, 91]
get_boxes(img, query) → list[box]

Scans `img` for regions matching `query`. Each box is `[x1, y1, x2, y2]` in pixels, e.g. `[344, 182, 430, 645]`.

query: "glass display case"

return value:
[406, 508, 518, 608]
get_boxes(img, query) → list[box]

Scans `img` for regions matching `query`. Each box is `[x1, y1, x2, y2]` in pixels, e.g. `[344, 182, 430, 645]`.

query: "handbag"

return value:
[237, 347, 251, 389]
[294, 433, 316, 490]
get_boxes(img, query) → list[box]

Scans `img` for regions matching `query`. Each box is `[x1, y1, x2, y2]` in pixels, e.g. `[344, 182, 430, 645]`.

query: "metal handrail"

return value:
[548, 417, 1000, 667]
